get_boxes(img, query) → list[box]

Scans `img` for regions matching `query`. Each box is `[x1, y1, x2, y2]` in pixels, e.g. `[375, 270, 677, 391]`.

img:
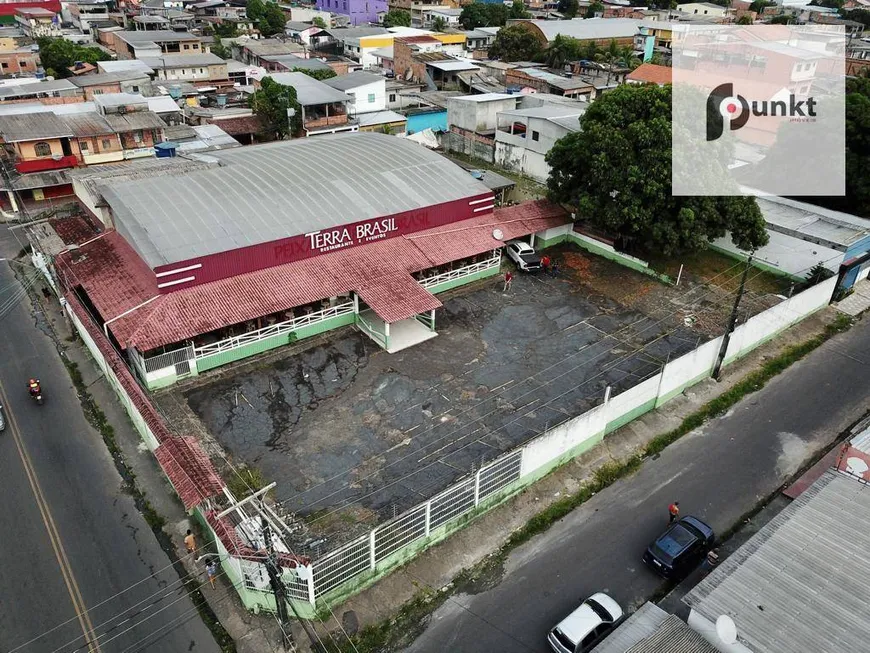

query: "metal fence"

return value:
[419, 254, 501, 291]
[143, 344, 195, 373]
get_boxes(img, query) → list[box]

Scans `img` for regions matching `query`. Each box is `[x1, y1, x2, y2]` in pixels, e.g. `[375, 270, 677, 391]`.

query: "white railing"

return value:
[193, 301, 355, 359]
[419, 254, 501, 291]
[143, 344, 195, 373]
[355, 313, 388, 349]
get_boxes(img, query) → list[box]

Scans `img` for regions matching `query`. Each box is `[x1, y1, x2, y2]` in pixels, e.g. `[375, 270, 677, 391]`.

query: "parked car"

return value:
[0, 403, 5, 431]
[643, 516, 715, 579]
[547, 592, 623, 653]
[504, 240, 542, 271]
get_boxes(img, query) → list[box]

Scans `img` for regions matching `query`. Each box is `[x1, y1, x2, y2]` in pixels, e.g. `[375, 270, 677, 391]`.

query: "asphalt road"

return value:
[406, 314, 870, 653]
[0, 230, 220, 653]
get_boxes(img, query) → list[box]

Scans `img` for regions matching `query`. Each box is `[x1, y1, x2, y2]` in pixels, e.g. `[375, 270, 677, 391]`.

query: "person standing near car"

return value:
[503, 270, 513, 292]
[668, 501, 680, 524]
[541, 255, 550, 273]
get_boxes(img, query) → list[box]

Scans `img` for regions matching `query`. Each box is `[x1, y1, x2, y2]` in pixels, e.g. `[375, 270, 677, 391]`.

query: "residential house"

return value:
[97, 59, 155, 75]
[233, 38, 306, 67]
[93, 93, 166, 159]
[139, 54, 231, 88]
[111, 30, 203, 59]
[266, 71, 358, 137]
[65, 0, 110, 32]
[322, 70, 385, 114]
[62, 111, 124, 165]
[0, 0, 60, 26]
[327, 27, 391, 68]
[494, 103, 586, 182]
[0, 112, 79, 173]
[445, 92, 520, 161]
[147, 95, 184, 125]
[505, 67, 598, 99]
[464, 29, 496, 57]
[288, 6, 332, 25]
[625, 62, 671, 85]
[316, 0, 387, 26]
[15, 7, 60, 38]
[675, 1, 727, 17]
[132, 15, 171, 30]
[285, 21, 327, 47]
[69, 70, 154, 100]
[0, 79, 81, 103]
[0, 45, 40, 76]
[408, 3, 448, 27]
[392, 36, 479, 89]
[184, 105, 263, 144]
[385, 77, 425, 110]
[421, 7, 461, 28]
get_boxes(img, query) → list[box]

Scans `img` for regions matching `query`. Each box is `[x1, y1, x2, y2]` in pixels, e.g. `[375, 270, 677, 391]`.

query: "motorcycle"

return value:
[29, 384, 43, 406]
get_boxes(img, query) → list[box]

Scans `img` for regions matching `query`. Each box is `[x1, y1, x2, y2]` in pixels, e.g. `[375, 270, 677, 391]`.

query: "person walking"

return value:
[184, 529, 196, 556]
[668, 501, 680, 524]
[550, 261, 560, 277]
[541, 255, 551, 273]
[503, 270, 513, 292]
[205, 559, 217, 589]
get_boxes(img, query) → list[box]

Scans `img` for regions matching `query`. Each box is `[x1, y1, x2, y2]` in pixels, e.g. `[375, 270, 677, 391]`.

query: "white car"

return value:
[504, 240, 542, 271]
[547, 593, 624, 653]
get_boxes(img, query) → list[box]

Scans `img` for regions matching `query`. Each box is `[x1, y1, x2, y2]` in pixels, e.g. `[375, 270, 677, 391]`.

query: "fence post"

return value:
[424, 501, 431, 537]
[369, 529, 376, 570]
[306, 567, 316, 607]
[473, 468, 482, 506]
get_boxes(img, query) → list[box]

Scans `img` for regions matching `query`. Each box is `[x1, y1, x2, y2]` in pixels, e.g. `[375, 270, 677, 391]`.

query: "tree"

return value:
[247, 0, 285, 37]
[595, 39, 637, 84]
[36, 38, 111, 78]
[509, 0, 530, 19]
[312, 16, 327, 28]
[212, 36, 231, 59]
[806, 262, 834, 286]
[557, 0, 579, 17]
[846, 8, 870, 26]
[585, 1, 604, 17]
[736, 14, 753, 24]
[546, 34, 573, 69]
[249, 77, 302, 140]
[748, 0, 774, 11]
[291, 67, 336, 80]
[213, 21, 239, 38]
[459, 2, 508, 29]
[545, 84, 769, 256]
[431, 16, 448, 31]
[488, 24, 542, 62]
[809, 0, 843, 7]
[768, 14, 793, 23]
[383, 9, 411, 27]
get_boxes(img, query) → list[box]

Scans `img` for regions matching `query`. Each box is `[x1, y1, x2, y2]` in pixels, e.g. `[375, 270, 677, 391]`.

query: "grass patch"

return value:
[646, 248, 790, 295]
[225, 464, 266, 500]
[325, 312, 855, 653]
[444, 151, 547, 200]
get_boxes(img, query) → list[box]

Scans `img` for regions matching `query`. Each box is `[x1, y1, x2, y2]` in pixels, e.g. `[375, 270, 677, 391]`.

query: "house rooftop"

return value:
[93, 92, 150, 109]
[69, 70, 151, 87]
[626, 62, 672, 85]
[519, 17, 641, 42]
[322, 70, 384, 91]
[239, 38, 304, 56]
[114, 30, 201, 44]
[451, 92, 515, 102]
[426, 59, 480, 72]
[266, 72, 351, 106]
[139, 53, 226, 68]
[61, 111, 114, 137]
[514, 67, 594, 90]
[265, 54, 332, 71]
[0, 78, 78, 99]
[323, 26, 389, 40]
[0, 112, 73, 142]
[98, 59, 155, 74]
[685, 470, 870, 653]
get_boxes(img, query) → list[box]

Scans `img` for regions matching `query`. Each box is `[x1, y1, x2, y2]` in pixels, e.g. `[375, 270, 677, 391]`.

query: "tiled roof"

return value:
[50, 215, 101, 246]
[207, 114, 263, 135]
[626, 62, 672, 85]
[61, 201, 569, 350]
[155, 436, 225, 511]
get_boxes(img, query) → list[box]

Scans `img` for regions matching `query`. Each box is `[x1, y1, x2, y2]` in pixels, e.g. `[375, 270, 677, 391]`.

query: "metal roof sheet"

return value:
[115, 30, 200, 44]
[100, 132, 490, 268]
[521, 17, 641, 42]
[267, 54, 332, 71]
[61, 111, 114, 137]
[103, 111, 167, 132]
[684, 470, 870, 653]
[69, 70, 150, 87]
[323, 71, 384, 91]
[426, 60, 480, 72]
[139, 53, 226, 68]
[625, 616, 719, 653]
[548, 114, 584, 131]
[0, 79, 78, 99]
[98, 59, 155, 74]
[266, 72, 351, 106]
[594, 603, 670, 653]
[0, 112, 74, 142]
[356, 110, 407, 127]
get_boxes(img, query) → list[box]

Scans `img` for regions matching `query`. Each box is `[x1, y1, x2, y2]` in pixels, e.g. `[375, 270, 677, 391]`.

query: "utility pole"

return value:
[261, 517, 297, 652]
[712, 254, 753, 380]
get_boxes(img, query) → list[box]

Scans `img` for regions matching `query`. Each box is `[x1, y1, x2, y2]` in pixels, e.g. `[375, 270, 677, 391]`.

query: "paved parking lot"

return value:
[172, 245, 770, 548]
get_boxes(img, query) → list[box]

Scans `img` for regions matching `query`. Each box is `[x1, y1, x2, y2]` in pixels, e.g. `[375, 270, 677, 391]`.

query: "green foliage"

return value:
[312, 15, 327, 28]
[806, 262, 835, 286]
[737, 14, 753, 23]
[768, 14, 792, 23]
[431, 15, 448, 31]
[383, 8, 411, 27]
[249, 76, 302, 139]
[545, 84, 769, 255]
[36, 38, 111, 78]
[748, 0, 774, 11]
[291, 66, 336, 80]
[213, 21, 239, 38]
[459, 2, 508, 29]
[488, 24, 542, 62]
[809, 0, 843, 7]
[247, 0, 286, 37]
[211, 36, 231, 59]
[509, 0, 530, 19]
[557, 0, 579, 17]
[226, 466, 267, 499]
[585, 1, 604, 17]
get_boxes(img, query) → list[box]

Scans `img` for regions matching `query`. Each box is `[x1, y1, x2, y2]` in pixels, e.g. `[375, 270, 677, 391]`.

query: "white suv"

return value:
[504, 240, 542, 271]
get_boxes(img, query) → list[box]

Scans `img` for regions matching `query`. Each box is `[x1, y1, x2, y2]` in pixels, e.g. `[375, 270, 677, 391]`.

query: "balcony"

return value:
[15, 155, 79, 173]
[82, 151, 124, 166]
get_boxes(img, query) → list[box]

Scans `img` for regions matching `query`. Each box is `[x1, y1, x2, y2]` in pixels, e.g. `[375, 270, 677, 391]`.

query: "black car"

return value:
[643, 516, 715, 579]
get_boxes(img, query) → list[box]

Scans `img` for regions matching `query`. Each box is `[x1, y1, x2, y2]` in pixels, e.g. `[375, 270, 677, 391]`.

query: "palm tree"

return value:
[546, 35, 571, 69]
[595, 39, 640, 84]
[432, 16, 447, 32]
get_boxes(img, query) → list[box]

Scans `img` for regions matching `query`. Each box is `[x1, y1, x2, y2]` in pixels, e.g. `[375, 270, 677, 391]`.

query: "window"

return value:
[92, 89, 103, 95]
[101, 138, 112, 149]
[0, 62, 7, 69]
[34, 142, 51, 157]
[389, 93, 396, 102]
[199, 68, 204, 73]
[131, 85, 139, 93]
[532, 130, 539, 141]
[80, 140, 89, 152]
[183, 44, 190, 50]
[18, 60, 28, 68]
[367, 92, 375, 103]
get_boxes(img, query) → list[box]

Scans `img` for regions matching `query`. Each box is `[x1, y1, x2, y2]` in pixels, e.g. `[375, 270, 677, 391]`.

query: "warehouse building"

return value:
[51, 133, 569, 389]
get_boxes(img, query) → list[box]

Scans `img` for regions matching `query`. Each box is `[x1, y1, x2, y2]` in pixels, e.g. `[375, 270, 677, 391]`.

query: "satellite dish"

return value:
[492, 228, 504, 241]
[716, 615, 738, 645]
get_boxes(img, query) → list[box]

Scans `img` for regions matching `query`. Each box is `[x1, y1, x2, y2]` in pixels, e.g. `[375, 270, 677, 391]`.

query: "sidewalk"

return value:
[836, 279, 870, 317]
[28, 277, 288, 653]
[309, 307, 842, 644]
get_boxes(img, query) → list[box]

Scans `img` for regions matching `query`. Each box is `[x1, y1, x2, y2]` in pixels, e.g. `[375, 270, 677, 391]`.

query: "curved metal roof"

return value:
[101, 132, 491, 268]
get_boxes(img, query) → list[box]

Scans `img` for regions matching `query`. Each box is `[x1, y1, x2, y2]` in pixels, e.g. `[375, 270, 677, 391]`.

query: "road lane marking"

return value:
[0, 379, 102, 653]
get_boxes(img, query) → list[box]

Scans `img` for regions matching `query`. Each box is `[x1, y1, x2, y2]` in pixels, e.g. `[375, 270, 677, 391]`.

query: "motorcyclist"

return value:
[28, 378, 41, 397]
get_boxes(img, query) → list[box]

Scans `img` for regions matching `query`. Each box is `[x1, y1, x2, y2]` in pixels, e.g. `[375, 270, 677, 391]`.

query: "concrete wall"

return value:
[443, 128, 495, 162]
[345, 78, 386, 114]
[448, 95, 517, 133]
[494, 140, 549, 182]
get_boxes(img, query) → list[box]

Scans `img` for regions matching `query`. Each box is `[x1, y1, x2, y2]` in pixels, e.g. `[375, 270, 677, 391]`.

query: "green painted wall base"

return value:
[568, 233, 673, 284]
[427, 265, 502, 294]
[708, 243, 804, 282]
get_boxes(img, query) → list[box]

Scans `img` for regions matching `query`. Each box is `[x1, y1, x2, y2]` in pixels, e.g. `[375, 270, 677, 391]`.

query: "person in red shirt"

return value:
[503, 270, 513, 292]
[541, 255, 551, 272]
[668, 501, 680, 524]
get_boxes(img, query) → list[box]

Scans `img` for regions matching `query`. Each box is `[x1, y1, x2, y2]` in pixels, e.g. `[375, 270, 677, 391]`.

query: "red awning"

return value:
[357, 272, 442, 323]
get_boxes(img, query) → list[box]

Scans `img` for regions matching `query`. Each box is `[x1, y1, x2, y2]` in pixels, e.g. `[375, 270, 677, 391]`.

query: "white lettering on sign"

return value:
[305, 218, 398, 254]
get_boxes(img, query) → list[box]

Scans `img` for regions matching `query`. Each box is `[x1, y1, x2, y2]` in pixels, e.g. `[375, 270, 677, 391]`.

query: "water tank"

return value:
[216, 94, 227, 107]
[168, 85, 182, 100]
